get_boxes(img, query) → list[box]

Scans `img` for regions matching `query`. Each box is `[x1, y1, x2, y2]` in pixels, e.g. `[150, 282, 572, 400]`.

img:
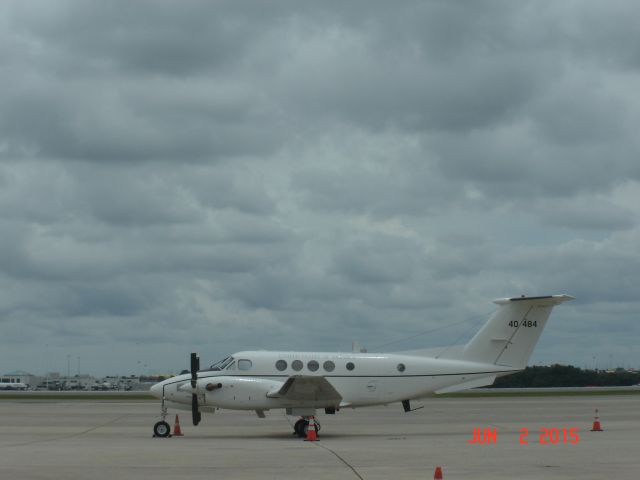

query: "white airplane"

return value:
[0, 382, 28, 391]
[150, 294, 573, 437]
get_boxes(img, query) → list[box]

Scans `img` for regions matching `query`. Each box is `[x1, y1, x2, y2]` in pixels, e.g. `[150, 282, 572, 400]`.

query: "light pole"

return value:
[45, 344, 49, 389]
[136, 342, 141, 380]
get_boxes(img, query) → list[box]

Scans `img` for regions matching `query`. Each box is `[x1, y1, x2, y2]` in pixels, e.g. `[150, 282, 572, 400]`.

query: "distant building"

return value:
[1, 370, 39, 387]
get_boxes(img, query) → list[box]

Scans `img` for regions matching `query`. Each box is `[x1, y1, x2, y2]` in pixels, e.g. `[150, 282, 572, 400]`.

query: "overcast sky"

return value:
[1, 1, 639, 377]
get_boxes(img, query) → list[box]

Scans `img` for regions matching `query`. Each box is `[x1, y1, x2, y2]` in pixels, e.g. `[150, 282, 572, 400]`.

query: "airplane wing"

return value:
[267, 375, 342, 403]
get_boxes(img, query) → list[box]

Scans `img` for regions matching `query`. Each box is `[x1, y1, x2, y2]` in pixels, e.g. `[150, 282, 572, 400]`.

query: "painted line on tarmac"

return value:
[4, 414, 130, 448]
[313, 443, 366, 480]
[281, 413, 365, 479]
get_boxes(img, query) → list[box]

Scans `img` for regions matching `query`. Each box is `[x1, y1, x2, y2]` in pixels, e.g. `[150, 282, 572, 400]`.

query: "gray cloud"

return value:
[1, 1, 639, 375]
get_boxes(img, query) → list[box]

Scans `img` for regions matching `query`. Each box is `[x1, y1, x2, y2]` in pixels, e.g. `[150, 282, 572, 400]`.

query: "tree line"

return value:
[490, 365, 640, 388]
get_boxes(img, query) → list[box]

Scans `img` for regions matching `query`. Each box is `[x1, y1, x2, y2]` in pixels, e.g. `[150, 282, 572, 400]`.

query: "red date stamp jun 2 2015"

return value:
[519, 427, 580, 445]
[466, 427, 580, 445]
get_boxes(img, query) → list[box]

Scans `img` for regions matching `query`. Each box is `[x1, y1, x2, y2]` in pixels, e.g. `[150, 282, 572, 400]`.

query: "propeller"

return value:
[190, 352, 201, 426]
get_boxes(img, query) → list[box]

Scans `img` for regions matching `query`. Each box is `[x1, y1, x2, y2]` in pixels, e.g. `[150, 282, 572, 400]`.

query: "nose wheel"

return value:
[153, 420, 171, 437]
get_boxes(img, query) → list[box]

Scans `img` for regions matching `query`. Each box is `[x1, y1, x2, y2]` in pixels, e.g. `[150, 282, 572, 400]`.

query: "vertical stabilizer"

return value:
[462, 295, 574, 369]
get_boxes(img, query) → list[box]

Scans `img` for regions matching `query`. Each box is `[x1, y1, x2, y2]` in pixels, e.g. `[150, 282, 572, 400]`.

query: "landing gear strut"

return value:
[293, 417, 321, 438]
[153, 395, 171, 437]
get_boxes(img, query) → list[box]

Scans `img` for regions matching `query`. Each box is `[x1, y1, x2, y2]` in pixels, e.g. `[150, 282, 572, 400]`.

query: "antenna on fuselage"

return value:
[352, 341, 367, 353]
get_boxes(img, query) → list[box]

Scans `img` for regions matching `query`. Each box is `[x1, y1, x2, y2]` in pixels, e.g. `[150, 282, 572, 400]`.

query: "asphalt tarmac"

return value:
[1, 395, 638, 479]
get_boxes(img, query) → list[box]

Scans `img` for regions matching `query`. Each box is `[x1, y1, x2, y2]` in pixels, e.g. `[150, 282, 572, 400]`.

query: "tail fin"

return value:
[462, 295, 574, 369]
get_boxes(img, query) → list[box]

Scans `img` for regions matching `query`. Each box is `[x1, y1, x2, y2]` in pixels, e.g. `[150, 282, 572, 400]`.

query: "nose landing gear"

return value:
[153, 400, 171, 437]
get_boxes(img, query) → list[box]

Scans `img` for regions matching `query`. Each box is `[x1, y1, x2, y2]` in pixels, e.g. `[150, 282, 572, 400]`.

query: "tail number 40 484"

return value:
[508, 320, 537, 328]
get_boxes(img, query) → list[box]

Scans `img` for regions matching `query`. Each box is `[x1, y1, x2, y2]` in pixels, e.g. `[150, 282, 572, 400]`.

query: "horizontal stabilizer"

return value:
[435, 375, 497, 394]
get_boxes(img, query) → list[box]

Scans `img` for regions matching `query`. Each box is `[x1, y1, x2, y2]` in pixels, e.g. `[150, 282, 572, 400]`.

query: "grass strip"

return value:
[438, 389, 640, 398]
[0, 394, 154, 401]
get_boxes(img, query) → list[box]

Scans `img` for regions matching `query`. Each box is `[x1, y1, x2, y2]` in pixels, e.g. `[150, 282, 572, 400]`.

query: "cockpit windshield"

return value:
[208, 356, 234, 371]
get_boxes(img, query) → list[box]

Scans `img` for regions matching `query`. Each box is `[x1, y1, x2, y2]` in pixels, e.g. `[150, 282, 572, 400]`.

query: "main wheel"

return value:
[153, 420, 171, 437]
[294, 419, 307, 438]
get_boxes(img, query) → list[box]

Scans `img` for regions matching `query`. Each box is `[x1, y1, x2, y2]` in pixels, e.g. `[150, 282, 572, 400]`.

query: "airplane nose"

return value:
[150, 382, 163, 399]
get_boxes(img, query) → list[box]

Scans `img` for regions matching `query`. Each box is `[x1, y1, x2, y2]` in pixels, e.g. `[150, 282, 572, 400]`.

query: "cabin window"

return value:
[307, 360, 319, 372]
[397, 363, 406, 372]
[238, 359, 253, 371]
[292, 360, 303, 371]
[275, 360, 287, 371]
[323, 360, 335, 372]
[346, 362, 355, 371]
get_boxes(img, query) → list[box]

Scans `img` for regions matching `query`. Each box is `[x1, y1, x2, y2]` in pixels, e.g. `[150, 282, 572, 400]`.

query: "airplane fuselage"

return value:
[0, 382, 28, 390]
[151, 350, 516, 412]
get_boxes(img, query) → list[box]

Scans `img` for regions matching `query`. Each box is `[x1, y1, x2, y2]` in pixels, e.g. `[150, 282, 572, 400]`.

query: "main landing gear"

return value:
[293, 417, 321, 438]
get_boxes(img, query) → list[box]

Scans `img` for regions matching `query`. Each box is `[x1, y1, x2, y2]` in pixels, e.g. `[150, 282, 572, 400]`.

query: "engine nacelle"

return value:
[199, 376, 283, 410]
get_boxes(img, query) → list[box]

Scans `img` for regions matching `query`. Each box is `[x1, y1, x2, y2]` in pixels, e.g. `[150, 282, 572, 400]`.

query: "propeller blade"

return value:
[192, 393, 201, 425]
[190, 352, 199, 389]
[190, 353, 201, 425]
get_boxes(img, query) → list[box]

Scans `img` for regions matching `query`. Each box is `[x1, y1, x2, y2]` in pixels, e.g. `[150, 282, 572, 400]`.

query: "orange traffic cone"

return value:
[304, 416, 319, 441]
[434, 466, 443, 479]
[173, 415, 184, 436]
[591, 409, 603, 432]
